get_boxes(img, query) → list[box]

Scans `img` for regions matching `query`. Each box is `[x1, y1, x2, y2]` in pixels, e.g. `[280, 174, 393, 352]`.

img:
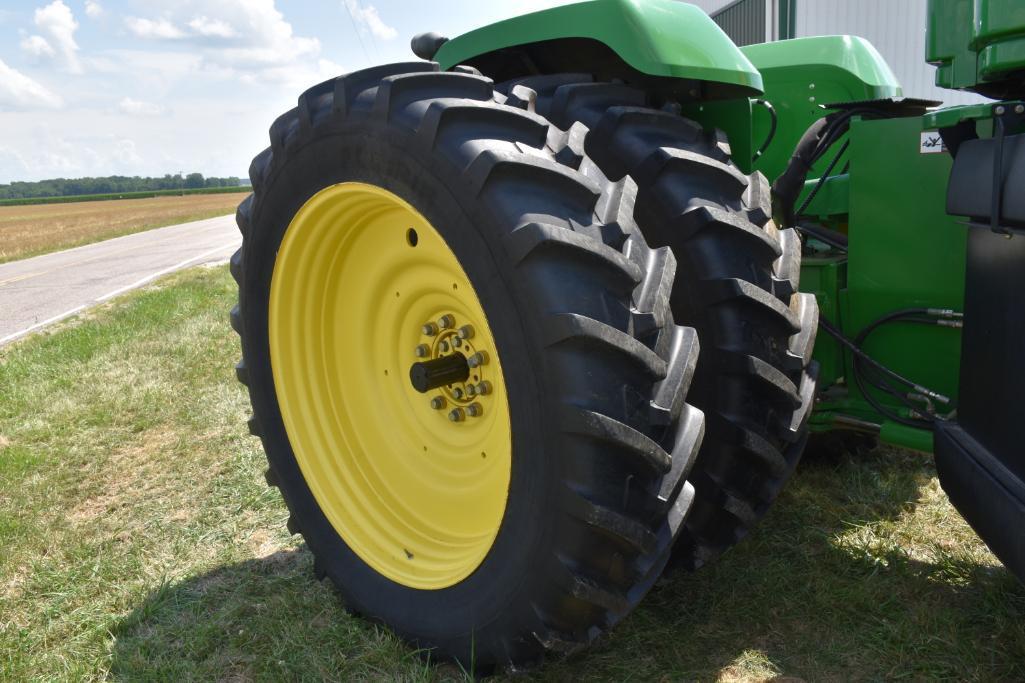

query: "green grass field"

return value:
[1, 265, 1023, 681]
[0, 186, 249, 207]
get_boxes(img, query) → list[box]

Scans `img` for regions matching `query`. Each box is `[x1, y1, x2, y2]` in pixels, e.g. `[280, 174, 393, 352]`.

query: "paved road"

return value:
[0, 215, 241, 346]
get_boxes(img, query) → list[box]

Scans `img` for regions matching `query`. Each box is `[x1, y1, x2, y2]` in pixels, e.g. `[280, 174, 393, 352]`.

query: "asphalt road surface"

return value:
[0, 215, 241, 346]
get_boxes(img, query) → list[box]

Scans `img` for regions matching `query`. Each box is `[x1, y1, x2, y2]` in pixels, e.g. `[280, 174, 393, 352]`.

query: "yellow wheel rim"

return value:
[269, 182, 511, 589]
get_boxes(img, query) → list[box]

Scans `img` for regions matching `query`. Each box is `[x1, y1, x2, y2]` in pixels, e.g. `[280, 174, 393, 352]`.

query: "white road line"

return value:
[95, 241, 238, 302]
[0, 240, 239, 345]
[0, 305, 88, 345]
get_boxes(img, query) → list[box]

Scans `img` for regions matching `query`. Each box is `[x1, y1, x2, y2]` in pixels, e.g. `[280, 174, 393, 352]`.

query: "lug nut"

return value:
[414, 344, 429, 358]
[467, 402, 483, 417]
[457, 325, 475, 340]
[467, 351, 487, 368]
[438, 314, 455, 329]
[448, 407, 465, 422]
[452, 387, 464, 400]
[475, 381, 491, 395]
[465, 384, 477, 397]
[1017, 104, 1025, 115]
[422, 322, 438, 336]
[430, 396, 446, 410]
[452, 336, 462, 348]
[439, 340, 450, 353]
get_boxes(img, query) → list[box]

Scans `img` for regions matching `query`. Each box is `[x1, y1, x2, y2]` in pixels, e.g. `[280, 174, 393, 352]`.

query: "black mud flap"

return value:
[934, 422, 1025, 581]
[938, 161, 1025, 581]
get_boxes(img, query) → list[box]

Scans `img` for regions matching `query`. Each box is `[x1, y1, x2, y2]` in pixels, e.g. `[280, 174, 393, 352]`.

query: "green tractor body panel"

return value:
[435, 0, 763, 96]
[804, 116, 968, 453]
[927, 0, 1025, 96]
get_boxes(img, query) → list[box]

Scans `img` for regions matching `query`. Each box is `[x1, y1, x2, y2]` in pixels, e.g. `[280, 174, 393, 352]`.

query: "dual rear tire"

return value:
[231, 63, 817, 671]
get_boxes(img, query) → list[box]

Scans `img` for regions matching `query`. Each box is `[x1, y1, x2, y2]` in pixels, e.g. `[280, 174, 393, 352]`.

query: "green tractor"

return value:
[229, 0, 1025, 671]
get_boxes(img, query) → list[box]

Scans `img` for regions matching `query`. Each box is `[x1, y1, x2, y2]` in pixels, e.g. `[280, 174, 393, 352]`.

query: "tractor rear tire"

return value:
[498, 74, 820, 570]
[230, 63, 704, 671]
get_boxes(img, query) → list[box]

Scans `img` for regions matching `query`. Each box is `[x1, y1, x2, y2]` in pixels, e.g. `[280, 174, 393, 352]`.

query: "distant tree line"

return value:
[0, 173, 244, 200]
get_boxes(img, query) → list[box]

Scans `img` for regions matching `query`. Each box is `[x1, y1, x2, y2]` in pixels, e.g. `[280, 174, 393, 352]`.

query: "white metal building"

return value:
[687, 0, 987, 106]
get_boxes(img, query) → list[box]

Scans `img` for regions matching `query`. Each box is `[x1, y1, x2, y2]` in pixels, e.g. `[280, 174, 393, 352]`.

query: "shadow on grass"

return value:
[556, 446, 1025, 681]
[110, 446, 1025, 681]
[109, 548, 433, 681]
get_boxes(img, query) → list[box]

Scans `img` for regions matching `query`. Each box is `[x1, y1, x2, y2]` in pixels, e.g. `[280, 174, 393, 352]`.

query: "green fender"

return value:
[743, 36, 903, 179]
[435, 0, 763, 97]
[679, 35, 902, 176]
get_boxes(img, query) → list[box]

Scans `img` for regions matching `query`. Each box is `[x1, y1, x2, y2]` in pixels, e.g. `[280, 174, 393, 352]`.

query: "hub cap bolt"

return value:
[448, 407, 465, 422]
[439, 340, 450, 353]
[452, 387, 464, 400]
[467, 402, 483, 417]
[475, 381, 491, 395]
[438, 314, 455, 329]
[467, 351, 487, 368]
[422, 322, 438, 336]
[414, 344, 429, 358]
[457, 325, 475, 340]
[430, 396, 446, 410]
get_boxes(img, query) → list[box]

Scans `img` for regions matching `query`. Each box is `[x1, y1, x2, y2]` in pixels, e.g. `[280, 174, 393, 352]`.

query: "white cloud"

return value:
[0, 1, 353, 182]
[240, 57, 344, 92]
[112, 137, 142, 165]
[23, 0, 82, 73]
[85, 49, 205, 97]
[124, 1, 326, 84]
[84, 1, 102, 18]
[125, 16, 186, 39]
[342, 0, 396, 41]
[20, 34, 56, 60]
[0, 122, 147, 181]
[188, 15, 238, 38]
[118, 97, 164, 116]
[0, 58, 63, 110]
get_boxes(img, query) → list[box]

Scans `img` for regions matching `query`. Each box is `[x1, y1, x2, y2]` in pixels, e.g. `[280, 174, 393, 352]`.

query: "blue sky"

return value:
[0, 0, 575, 183]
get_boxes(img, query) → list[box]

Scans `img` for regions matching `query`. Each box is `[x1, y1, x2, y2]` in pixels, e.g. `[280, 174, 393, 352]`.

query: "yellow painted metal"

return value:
[269, 182, 511, 589]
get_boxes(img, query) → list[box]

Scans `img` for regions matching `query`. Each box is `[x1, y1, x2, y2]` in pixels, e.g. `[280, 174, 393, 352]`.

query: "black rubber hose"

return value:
[772, 116, 829, 227]
[815, 315, 951, 412]
[796, 139, 849, 217]
[773, 107, 890, 227]
[821, 324, 933, 428]
[795, 222, 848, 250]
[853, 309, 957, 406]
[852, 361, 934, 428]
[752, 99, 778, 162]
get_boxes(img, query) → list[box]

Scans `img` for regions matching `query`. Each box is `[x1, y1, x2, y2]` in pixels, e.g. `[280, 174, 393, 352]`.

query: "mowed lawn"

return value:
[0, 192, 250, 263]
[1, 265, 1023, 681]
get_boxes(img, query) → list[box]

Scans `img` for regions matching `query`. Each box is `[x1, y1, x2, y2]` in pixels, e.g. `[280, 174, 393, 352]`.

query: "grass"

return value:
[0, 192, 250, 263]
[1, 265, 1023, 681]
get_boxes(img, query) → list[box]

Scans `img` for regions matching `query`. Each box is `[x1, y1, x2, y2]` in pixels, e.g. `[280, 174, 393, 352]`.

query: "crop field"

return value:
[0, 186, 249, 207]
[0, 192, 249, 263]
[1, 265, 1023, 681]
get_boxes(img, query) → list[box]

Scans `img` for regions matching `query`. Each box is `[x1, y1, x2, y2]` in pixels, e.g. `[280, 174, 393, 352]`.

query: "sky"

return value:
[0, 0, 577, 183]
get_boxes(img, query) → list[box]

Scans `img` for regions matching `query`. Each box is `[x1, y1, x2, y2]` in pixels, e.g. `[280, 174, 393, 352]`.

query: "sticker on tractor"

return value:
[920, 131, 946, 154]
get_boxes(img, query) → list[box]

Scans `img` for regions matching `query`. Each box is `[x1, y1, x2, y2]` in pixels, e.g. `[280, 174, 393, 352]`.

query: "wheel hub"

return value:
[410, 313, 494, 422]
